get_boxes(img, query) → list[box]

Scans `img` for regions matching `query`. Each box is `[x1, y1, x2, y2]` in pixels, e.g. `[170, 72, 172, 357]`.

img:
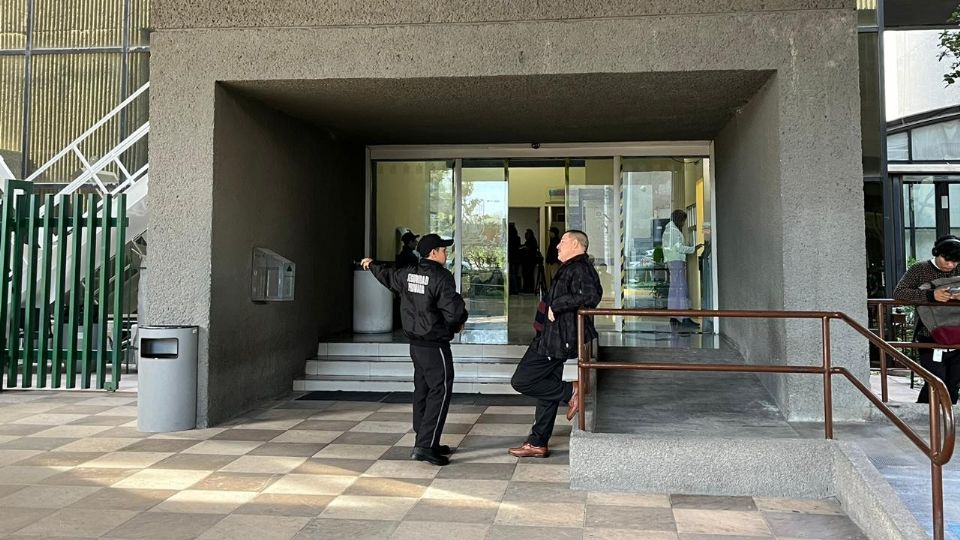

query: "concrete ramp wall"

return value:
[570, 431, 927, 540]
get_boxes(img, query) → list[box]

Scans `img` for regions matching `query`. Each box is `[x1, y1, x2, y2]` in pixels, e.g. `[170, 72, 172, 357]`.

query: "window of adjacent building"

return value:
[902, 177, 960, 268]
[911, 119, 960, 161]
[887, 132, 909, 161]
[903, 181, 936, 265]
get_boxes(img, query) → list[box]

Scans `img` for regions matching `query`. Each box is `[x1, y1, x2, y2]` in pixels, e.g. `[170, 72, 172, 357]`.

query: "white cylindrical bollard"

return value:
[353, 269, 393, 333]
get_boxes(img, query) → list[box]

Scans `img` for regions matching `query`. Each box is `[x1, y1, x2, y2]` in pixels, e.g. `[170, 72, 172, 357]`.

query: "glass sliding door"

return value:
[699, 158, 715, 333]
[369, 146, 718, 342]
[621, 157, 709, 332]
[566, 158, 617, 330]
[374, 161, 455, 264]
[460, 160, 509, 343]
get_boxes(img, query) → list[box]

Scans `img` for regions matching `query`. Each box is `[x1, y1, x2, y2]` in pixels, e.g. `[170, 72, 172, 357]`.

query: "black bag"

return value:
[533, 300, 548, 333]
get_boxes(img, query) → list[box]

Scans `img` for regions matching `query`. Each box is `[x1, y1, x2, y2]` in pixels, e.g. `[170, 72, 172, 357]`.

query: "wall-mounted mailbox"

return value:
[251, 248, 295, 303]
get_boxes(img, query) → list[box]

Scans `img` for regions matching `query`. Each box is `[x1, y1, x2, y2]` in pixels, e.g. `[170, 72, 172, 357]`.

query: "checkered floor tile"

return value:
[0, 390, 868, 539]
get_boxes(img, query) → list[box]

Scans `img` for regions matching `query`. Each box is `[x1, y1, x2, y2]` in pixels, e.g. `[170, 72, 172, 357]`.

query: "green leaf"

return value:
[938, 7, 960, 85]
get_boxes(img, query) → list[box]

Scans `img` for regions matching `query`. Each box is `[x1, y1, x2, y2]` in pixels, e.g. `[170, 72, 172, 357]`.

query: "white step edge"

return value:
[304, 359, 576, 379]
[293, 379, 517, 394]
[319, 342, 529, 359]
[294, 364, 578, 390]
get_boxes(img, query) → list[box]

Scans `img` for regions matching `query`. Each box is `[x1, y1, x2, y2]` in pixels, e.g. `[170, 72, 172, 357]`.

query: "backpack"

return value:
[917, 275, 960, 344]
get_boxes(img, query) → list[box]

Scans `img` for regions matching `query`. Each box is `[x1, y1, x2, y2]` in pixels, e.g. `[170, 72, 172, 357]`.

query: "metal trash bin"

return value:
[353, 267, 393, 333]
[138, 325, 198, 433]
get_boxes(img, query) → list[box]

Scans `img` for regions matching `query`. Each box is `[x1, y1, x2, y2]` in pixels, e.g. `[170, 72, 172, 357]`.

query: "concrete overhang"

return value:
[225, 70, 773, 144]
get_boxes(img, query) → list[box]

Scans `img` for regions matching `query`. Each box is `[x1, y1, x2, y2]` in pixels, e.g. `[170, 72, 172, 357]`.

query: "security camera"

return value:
[531, 143, 541, 149]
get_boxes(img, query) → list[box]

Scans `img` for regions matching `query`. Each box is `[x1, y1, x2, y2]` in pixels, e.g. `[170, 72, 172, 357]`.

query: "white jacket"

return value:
[662, 222, 695, 263]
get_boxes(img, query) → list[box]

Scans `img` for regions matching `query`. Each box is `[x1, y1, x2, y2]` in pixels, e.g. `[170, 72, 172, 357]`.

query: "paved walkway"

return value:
[0, 390, 870, 539]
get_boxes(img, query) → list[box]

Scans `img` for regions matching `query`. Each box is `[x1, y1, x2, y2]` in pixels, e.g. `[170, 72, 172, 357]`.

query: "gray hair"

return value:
[565, 229, 589, 251]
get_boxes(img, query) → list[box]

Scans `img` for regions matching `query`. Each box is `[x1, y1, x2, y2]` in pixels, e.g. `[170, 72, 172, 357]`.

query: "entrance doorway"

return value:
[369, 144, 716, 344]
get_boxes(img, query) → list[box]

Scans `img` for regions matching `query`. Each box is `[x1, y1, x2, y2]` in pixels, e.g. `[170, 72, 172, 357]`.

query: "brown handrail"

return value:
[576, 307, 955, 540]
[867, 298, 960, 403]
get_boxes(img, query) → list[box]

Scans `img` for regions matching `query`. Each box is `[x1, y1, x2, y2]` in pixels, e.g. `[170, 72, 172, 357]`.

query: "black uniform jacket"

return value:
[396, 247, 419, 268]
[537, 253, 602, 359]
[370, 259, 468, 346]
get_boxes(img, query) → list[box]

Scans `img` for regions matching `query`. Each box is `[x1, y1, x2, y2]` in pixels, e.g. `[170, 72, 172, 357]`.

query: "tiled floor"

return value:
[0, 390, 868, 539]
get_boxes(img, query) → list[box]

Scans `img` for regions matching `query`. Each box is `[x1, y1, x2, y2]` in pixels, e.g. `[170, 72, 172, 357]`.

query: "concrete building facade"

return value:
[146, 1, 868, 426]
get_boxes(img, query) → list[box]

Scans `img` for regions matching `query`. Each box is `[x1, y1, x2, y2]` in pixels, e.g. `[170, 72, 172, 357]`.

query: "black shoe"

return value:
[682, 318, 700, 328]
[411, 446, 449, 466]
[410, 445, 452, 457]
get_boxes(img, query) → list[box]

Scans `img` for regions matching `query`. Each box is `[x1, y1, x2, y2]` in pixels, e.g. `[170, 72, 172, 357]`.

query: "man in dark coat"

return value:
[508, 230, 602, 457]
[361, 234, 468, 465]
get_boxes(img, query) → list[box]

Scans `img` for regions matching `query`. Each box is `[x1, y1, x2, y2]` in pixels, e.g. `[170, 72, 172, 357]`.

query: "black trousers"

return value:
[917, 347, 960, 404]
[410, 344, 455, 449]
[511, 343, 573, 447]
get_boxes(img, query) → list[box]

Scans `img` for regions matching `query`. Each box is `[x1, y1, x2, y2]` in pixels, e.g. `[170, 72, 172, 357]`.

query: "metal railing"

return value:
[575, 308, 956, 540]
[868, 298, 960, 404]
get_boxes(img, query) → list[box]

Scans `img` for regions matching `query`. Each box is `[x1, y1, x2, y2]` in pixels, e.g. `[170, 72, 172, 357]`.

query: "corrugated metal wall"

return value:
[33, 0, 125, 48]
[0, 0, 150, 181]
[31, 53, 125, 182]
[0, 0, 27, 50]
[0, 56, 25, 173]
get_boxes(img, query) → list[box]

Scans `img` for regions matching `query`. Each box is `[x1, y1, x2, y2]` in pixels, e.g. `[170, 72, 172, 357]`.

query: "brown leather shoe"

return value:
[565, 382, 580, 421]
[508, 442, 550, 458]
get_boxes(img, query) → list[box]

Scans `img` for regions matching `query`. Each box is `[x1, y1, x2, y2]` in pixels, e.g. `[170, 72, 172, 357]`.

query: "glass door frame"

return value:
[367, 142, 719, 335]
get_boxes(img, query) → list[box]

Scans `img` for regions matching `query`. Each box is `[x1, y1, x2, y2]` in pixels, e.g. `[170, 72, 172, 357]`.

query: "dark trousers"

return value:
[410, 344, 455, 449]
[917, 347, 960, 404]
[511, 344, 573, 447]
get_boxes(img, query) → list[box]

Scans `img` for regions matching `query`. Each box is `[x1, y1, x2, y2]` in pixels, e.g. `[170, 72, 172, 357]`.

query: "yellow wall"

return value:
[508, 166, 572, 207]
[584, 158, 614, 186]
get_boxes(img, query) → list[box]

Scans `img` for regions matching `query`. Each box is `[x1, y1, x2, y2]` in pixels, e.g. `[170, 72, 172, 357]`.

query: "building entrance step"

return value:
[317, 341, 528, 359]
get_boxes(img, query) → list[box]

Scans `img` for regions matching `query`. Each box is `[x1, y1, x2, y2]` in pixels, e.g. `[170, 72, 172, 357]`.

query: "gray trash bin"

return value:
[353, 268, 393, 333]
[138, 325, 198, 433]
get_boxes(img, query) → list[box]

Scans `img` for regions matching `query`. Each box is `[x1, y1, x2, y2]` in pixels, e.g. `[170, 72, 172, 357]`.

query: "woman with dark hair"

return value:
[893, 234, 960, 404]
[509, 223, 521, 295]
[520, 228, 541, 294]
[662, 209, 702, 328]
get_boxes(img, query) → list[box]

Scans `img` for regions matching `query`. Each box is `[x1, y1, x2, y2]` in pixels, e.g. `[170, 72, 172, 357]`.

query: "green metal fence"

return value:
[0, 179, 127, 391]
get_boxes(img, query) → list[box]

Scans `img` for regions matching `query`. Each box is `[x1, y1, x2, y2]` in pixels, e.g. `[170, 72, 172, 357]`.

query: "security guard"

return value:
[361, 233, 467, 466]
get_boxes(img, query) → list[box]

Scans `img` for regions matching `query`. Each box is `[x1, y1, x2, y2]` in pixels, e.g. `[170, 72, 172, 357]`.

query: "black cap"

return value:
[417, 233, 454, 255]
[401, 231, 419, 243]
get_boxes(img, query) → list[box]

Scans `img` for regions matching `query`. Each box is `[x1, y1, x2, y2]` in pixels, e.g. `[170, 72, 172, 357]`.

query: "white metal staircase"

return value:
[7, 83, 150, 301]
